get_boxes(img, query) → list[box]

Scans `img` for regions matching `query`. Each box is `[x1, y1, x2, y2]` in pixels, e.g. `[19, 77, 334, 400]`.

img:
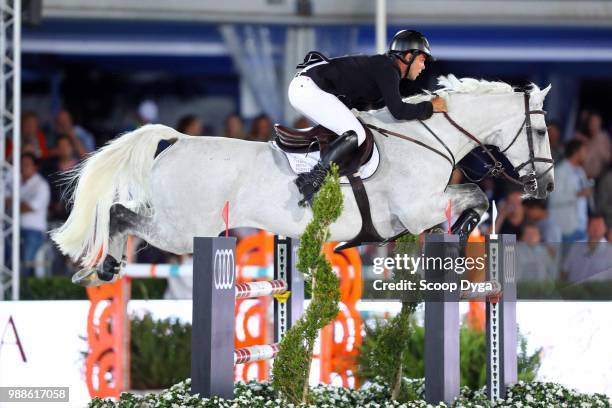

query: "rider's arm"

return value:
[376, 68, 433, 121]
[399, 78, 416, 97]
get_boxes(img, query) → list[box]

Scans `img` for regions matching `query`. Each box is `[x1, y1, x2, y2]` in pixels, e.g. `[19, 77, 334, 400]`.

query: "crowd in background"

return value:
[7, 100, 298, 278]
[8, 99, 612, 283]
[495, 111, 612, 283]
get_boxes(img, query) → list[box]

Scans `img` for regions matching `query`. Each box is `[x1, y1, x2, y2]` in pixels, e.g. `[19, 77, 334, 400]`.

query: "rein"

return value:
[365, 123, 454, 167]
[366, 92, 554, 193]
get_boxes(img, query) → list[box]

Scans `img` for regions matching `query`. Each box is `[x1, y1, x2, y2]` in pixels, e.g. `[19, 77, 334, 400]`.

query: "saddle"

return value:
[273, 120, 375, 174]
[273, 121, 385, 251]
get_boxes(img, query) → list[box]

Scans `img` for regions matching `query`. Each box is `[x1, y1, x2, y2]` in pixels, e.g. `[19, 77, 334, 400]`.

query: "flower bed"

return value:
[88, 378, 611, 408]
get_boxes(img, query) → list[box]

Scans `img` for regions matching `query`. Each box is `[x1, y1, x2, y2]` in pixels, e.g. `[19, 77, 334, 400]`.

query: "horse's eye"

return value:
[536, 129, 547, 137]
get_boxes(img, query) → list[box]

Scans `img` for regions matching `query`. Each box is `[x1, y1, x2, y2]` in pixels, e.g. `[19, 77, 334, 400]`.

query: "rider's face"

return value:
[407, 53, 427, 80]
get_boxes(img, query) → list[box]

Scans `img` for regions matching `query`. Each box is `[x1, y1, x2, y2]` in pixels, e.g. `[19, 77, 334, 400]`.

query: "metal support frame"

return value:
[425, 233, 517, 404]
[0, 0, 21, 300]
[191, 236, 304, 399]
[486, 234, 518, 402]
[375, 0, 387, 54]
[424, 234, 461, 404]
[273, 235, 303, 343]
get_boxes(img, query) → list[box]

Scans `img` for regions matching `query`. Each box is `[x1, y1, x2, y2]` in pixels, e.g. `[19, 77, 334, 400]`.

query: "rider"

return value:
[289, 30, 448, 206]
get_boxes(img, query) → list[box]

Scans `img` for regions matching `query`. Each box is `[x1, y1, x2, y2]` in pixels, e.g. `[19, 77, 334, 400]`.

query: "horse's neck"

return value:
[362, 93, 525, 167]
[430, 114, 483, 163]
[362, 111, 482, 165]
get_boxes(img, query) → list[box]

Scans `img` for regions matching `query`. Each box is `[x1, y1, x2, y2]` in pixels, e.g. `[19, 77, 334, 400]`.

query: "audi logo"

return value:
[213, 249, 235, 290]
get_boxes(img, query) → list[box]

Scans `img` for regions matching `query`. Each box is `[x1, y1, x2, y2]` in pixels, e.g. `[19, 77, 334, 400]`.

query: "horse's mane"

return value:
[361, 74, 544, 124]
[402, 74, 541, 104]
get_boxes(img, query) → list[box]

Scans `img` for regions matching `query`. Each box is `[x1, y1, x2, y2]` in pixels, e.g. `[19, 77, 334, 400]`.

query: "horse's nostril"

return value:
[546, 182, 554, 192]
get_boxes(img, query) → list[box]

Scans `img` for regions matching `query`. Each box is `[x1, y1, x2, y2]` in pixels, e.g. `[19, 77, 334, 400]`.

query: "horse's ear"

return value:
[531, 84, 551, 105]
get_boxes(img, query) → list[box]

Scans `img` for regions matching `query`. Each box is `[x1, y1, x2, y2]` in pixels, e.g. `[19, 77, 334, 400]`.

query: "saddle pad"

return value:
[270, 141, 380, 184]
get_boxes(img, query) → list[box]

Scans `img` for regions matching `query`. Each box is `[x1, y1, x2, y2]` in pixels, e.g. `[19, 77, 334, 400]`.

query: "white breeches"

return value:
[288, 74, 366, 146]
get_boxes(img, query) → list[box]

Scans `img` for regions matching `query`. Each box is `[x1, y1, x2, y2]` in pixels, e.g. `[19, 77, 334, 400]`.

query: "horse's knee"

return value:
[462, 184, 489, 214]
[474, 189, 489, 213]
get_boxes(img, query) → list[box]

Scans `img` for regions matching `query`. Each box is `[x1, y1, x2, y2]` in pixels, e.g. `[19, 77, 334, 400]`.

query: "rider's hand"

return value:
[431, 96, 448, 113]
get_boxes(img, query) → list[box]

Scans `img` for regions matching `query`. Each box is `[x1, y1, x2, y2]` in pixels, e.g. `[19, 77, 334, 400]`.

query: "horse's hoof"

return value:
[71, 267, 119, 287]
[102, 255, 122, 276]
[451, 209, 481, 239]
[97, 270, 116, 281]
[72, 268, 104, 287]
[427, 226, 445, 234]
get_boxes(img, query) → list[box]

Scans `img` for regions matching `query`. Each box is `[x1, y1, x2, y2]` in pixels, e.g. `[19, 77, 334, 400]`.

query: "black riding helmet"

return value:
[388, 30, 434, 78]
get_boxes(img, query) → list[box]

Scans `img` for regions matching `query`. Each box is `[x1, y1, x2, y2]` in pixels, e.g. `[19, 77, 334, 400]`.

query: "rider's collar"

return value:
[388, 54, 409, 80]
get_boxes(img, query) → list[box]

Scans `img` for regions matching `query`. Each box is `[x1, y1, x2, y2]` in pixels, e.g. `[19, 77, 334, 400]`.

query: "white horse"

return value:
[52, 75, 554, 286]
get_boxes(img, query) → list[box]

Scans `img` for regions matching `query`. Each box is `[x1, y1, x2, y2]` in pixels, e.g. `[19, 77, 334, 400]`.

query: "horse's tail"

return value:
[51, 124, 183, 267]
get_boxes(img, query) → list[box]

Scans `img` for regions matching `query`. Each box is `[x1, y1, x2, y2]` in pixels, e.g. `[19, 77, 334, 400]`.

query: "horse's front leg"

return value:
[445, 183, 489, 240]
[390, 183, 488, 238]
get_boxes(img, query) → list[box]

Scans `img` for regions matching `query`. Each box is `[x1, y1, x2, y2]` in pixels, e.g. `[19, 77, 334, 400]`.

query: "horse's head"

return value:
[493, 85, 555, 199]
[363, 75, 556, 199]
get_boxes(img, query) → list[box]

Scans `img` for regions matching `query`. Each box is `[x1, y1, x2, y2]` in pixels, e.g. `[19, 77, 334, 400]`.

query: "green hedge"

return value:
[359, 317, 541, 396]
[18, 276, 168, 300]
[130, 313, 191, 389]
[20, 276, 88, 300]
[89, 378, 611, 407]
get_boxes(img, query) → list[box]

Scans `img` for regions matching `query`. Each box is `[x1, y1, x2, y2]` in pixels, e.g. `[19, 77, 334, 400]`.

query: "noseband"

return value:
[367, 92, 554, 194]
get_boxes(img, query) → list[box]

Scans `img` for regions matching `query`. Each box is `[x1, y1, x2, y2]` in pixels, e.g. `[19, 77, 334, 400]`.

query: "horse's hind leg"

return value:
[96, 204, 143, 281]
[72, 203, 148, 286]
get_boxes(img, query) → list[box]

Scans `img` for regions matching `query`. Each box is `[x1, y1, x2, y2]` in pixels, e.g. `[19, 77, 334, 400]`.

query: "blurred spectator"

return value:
[549, 140, 592, 242]
[223, 113, 246, 139]
[577, 109, 590, 128]
[495, 188, 524, 235]
[516, 223, 556, 281]
[5, 154, 51, 278]
[546, 121, 564, 164]
[587, 214, 608, 243]
[293, 116, 310, 129]
[249, 113, 273, 142]
[46, 135, 80, 173]
[43, 135, 80, 222]
[21, 111, 49, 159]
[596, 164, 612, 228]
[576, 111, 611, 179]
[176, 114, 203, 136]
[52, 110, 94, 157]
[138, 99, 159, 125]
[562, 215, 611, 282]
[523, 199, 562, 243]
[480, 178, 496, 202]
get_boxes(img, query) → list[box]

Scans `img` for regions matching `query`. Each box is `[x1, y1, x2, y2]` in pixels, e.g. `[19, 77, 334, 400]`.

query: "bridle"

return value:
[366, 92, 554, 194]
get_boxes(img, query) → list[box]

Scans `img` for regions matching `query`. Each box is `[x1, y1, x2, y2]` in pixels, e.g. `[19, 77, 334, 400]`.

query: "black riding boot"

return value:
[295, 130, 359, 207]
